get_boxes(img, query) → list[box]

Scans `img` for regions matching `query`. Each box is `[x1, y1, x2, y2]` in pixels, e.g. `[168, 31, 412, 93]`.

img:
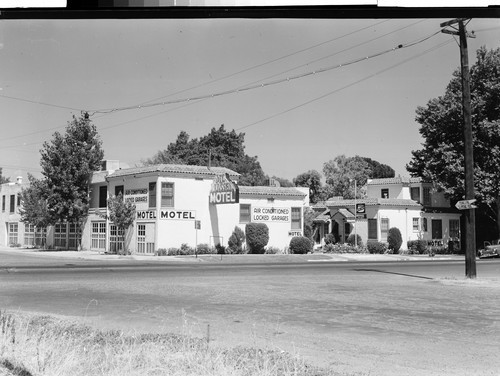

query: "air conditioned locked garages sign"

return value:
[252, 207, 290, 223]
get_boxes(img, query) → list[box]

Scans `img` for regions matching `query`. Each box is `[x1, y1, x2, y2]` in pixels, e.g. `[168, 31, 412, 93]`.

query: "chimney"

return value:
[16, 176, 23, 185]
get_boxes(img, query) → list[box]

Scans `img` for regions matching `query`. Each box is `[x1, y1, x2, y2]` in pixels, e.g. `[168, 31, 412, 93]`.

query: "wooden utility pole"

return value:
[441, 19, 477, 278]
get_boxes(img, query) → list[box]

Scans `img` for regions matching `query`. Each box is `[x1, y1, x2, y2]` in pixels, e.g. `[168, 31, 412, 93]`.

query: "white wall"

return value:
[106, 173, 308, 252]
[367, 184, 405, 199]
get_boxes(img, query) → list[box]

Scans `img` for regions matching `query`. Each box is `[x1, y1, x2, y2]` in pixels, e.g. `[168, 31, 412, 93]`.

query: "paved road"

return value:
[1, 250, 500, 375]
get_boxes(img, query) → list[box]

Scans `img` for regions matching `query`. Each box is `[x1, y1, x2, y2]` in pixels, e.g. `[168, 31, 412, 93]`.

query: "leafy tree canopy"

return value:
[322, 155, 373, 199]
[19, 174, 51, 229]
[144, 125, 267, 186]
[0, 168, 10, 184]
[406, 46, 500, 236]
[40, 113, 104, 226]
[293, 170, 323, 204]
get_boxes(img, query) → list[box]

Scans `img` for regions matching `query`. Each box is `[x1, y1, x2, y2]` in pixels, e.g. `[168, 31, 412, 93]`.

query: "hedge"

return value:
[387, 227, 403, 253]
[245, 223, 269, 254]
[289, 236, 313, 254]
[367, 241, 388, 254]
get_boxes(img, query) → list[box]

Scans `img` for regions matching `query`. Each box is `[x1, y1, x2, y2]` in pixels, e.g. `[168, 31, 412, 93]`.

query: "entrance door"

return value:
[431, 219, 443, 240]
[109, 224, 124, 254]
[90, 222, 106, 252]
[137, 223, 155, 254]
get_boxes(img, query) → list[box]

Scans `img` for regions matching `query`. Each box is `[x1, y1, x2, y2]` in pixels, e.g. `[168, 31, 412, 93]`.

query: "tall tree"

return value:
[144, 125, 266, 186]
[293, 170, 323, 204]
[322, 155, 372, 199]
[19, 174, 51, 229]
[103, 193, 136, 254]
[40, 113, 104, 247]
[0, 168, 10, 184]
[407, 46, 500, 239]
[361, 157, 395, 179]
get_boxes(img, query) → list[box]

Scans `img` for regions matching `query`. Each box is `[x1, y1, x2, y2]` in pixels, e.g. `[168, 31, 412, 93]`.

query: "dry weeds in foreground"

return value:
[0, 311, 335, 376]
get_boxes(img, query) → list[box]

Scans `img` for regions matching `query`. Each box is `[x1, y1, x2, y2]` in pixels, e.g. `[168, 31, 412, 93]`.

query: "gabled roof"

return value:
[107, 164, 240, 179]
[313, 209, 331, 223]
[326, 197, 422, 208]
[239, 186, 307, 198]
[367, 177, 427, 185]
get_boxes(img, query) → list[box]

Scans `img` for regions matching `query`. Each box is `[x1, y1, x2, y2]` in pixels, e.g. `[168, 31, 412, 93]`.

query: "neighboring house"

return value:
[0, 177, 48, 248]
[322, 177, 461, 250]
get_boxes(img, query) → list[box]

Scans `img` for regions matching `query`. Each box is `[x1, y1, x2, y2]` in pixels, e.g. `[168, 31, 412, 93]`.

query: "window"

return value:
[68, 223, 78, 250]
[115, 185, 124, 197]
[410, 187, 420, 202]
[109, 224, 124, 254]
[368, 219, 378, 240]
[381, 189, 389, 198]
[149, 182, 156, 208]
[449, 219, 460, 239]
[422, 217, 428, 232]
[8, 223, 18, 245]
[99, 186, 107, 208]
[2, 195, 5, 211]
[380, 218, 390, 241]
[54, 223, 67, 248]
[91, 222, 106, 251]
[10, 195, 15, 213]
[35, 227, 47, 247]
[291, 207, 301, 230]
[24, 224, 35, 246]
[161, 182, 174, 207]
[431, 219, 443, 240]
[413, 218, 420, 231]
[423, 187, 431, 206]
[239, 204, 251, 223]
[137, 223, 155, 254]
[17, 195, 21, 207]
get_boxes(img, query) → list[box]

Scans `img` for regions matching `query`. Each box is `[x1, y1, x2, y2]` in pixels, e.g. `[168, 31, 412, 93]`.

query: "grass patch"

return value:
[0, 310, 334, 376]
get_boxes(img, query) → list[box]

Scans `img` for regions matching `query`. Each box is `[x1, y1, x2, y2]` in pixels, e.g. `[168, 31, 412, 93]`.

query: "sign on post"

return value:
[455, 199, 477, 210]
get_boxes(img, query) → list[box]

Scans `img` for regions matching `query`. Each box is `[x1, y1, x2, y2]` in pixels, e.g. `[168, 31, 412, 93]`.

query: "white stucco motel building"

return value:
[313, 177, 462, 251]
[81, 162, 309, 254]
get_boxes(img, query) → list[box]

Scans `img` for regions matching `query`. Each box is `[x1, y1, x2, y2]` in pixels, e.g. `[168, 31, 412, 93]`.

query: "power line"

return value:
[132, 19, 392, 107]
[240, 19, 428, 89]
[0, 94, 84, 112]
[88, 28, 442, 116]
[235, 39, 454, 132]
[0, 20, 390, 142]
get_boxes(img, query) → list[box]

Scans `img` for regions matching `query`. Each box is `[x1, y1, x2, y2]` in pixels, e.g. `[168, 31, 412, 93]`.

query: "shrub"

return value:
[265, 246, 282, 254]
[155, 248, 168, 256]
[196, 243, 215, 255]
[324, 233, 336, 245]
[387, 227, 403, 253]
[324, 243, 368, 254]
[407, 240, 428, 254]
[346, 233, 363, 247]
[289, 236, 313, 254]
[367, 241, 388, 254]
[215, 243, 226, 254]
[227, 226, 245, 254]
[245, 223, 269, 254]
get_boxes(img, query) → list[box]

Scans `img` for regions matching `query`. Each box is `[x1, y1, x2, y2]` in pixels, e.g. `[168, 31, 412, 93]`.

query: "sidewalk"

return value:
[0, 245, 465, 264]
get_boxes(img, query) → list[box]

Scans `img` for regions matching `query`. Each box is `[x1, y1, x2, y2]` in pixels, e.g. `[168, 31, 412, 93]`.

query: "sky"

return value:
[0, 13, 499, 183]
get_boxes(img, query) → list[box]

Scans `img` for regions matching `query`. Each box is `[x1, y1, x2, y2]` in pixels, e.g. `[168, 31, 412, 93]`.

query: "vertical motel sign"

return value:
[209, 173, 239, 205]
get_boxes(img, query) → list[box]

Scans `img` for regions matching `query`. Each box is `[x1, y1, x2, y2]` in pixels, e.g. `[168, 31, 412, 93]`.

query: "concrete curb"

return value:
[0, 246, 465, 264]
